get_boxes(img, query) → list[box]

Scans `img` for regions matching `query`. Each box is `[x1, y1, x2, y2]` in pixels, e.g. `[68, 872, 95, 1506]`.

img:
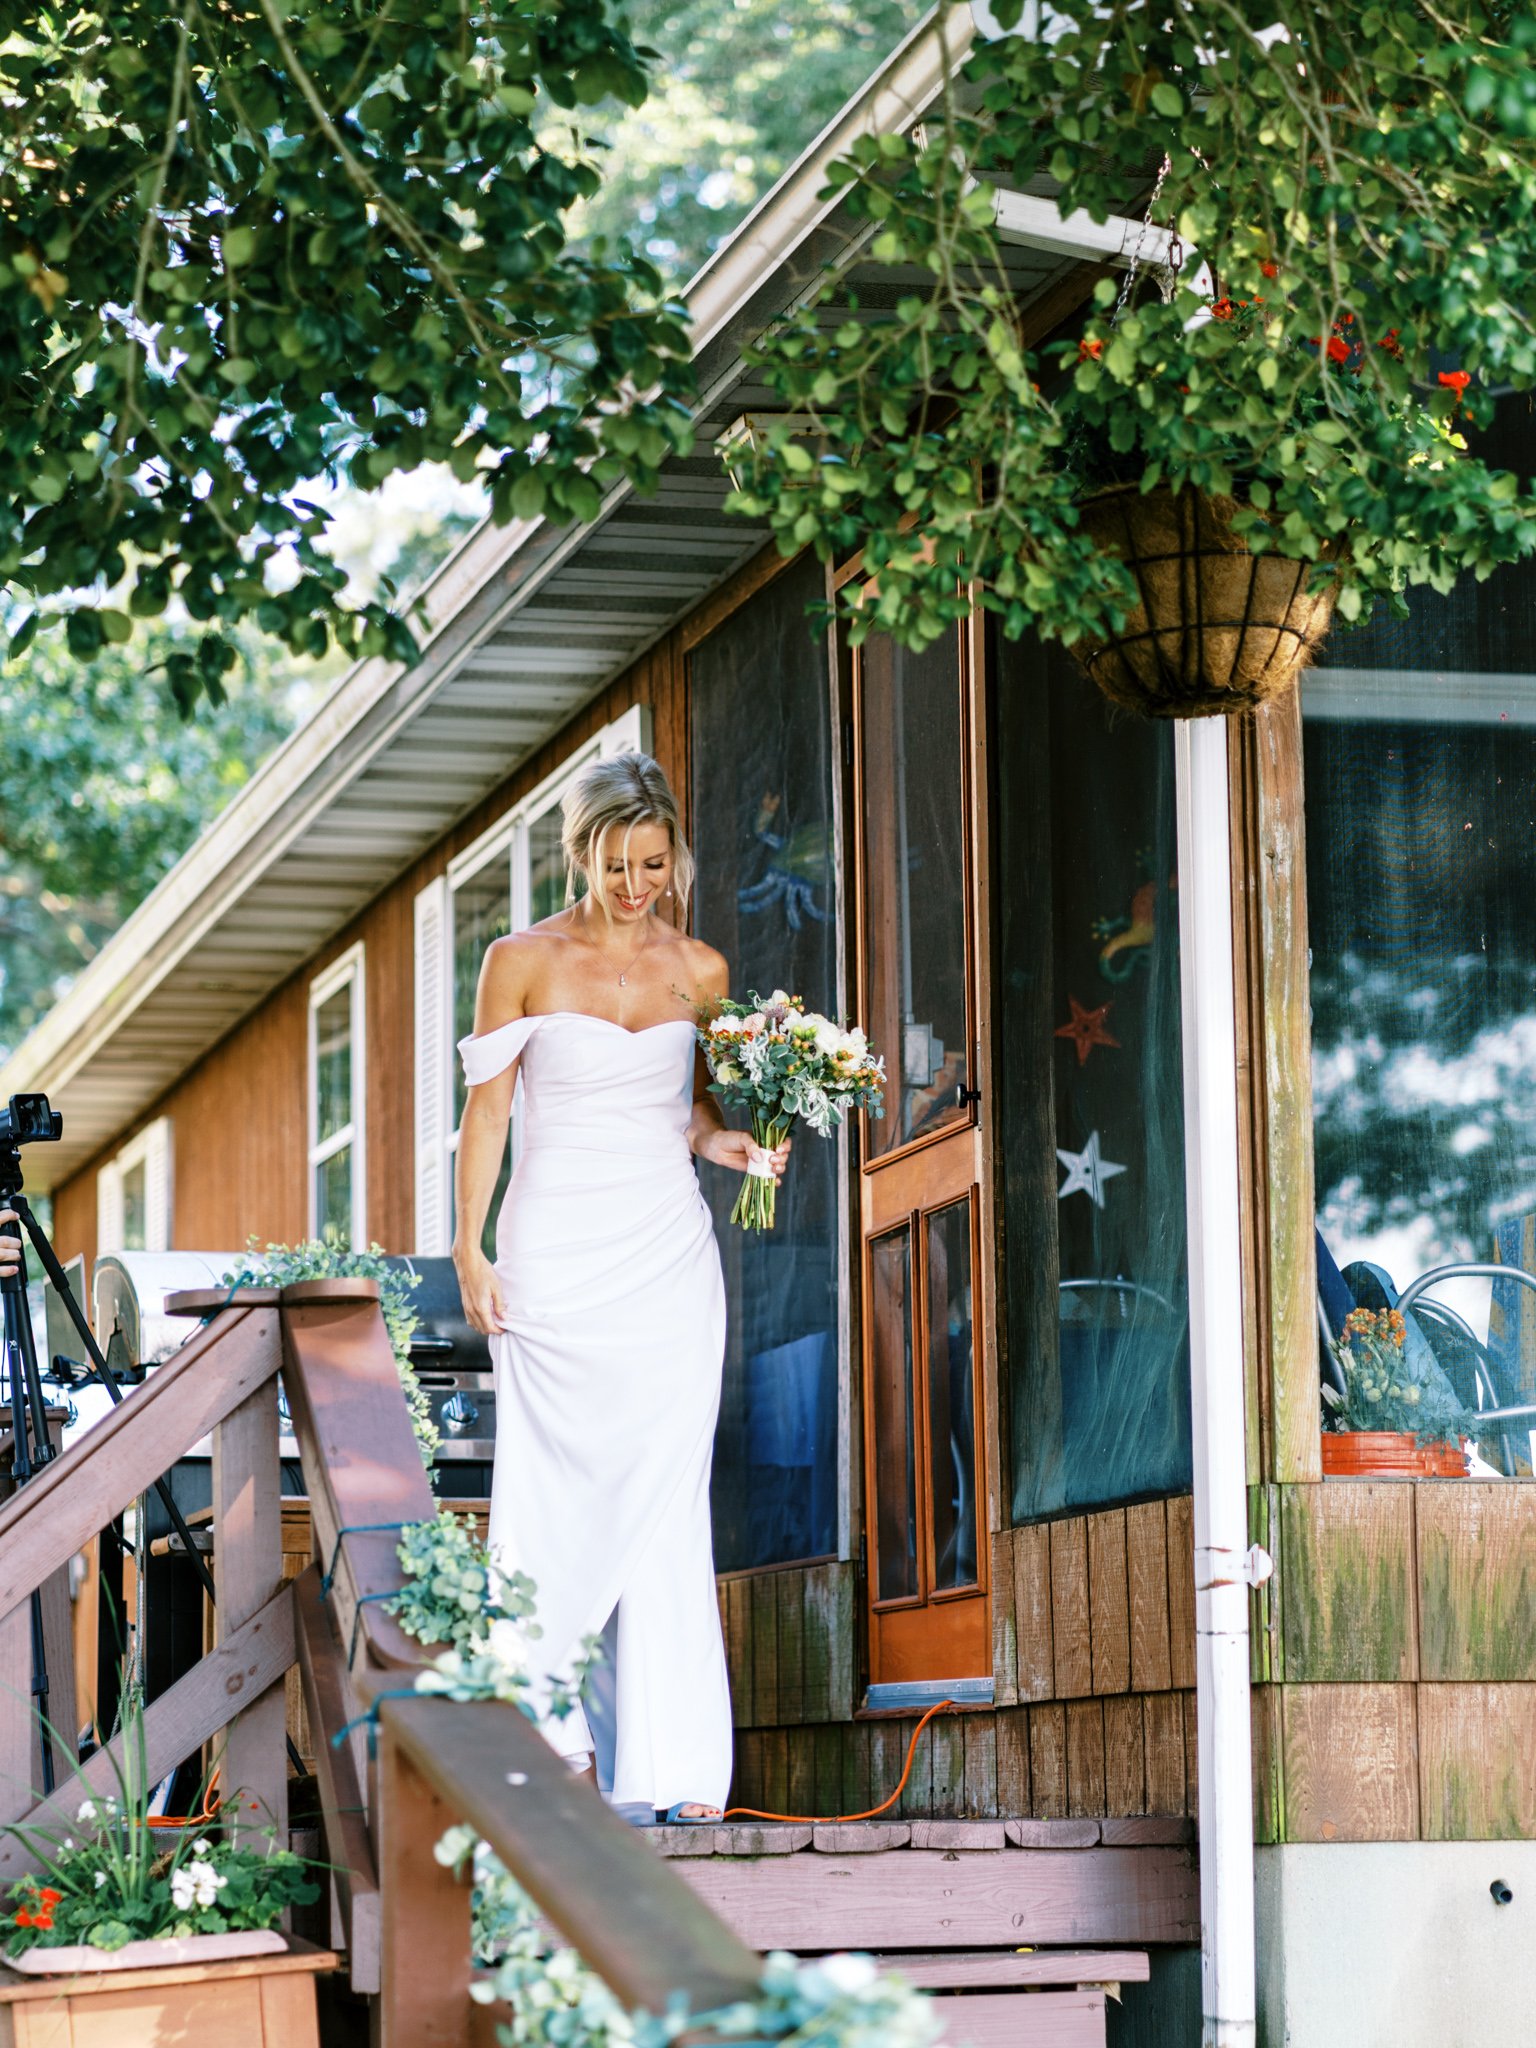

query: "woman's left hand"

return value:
[704, 1128, 791, 1182]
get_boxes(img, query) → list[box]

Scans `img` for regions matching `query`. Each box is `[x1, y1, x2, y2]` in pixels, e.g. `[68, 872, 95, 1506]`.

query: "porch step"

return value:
[669, 1839, 1196, 1949]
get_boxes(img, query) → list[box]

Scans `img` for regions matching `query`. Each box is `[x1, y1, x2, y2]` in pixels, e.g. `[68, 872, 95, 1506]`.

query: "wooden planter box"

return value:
[0, 1937, 336, 2048]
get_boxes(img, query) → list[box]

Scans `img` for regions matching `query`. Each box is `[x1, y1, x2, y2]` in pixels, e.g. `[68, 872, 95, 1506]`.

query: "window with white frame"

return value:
[309, 944, 366, 1249]
[97, 1117, 173, 1255]
[413, 705, 650, 1255]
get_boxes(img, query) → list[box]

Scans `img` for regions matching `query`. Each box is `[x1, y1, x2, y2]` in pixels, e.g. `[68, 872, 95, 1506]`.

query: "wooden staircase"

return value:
[0, 1281, 1190, 2046]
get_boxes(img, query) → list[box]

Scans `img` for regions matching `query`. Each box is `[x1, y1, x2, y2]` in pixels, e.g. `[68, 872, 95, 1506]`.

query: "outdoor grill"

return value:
[88, 1249, 495, 1497]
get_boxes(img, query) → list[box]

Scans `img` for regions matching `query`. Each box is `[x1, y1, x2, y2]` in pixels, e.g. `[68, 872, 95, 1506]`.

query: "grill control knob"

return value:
[441, 1390, 480, 1432]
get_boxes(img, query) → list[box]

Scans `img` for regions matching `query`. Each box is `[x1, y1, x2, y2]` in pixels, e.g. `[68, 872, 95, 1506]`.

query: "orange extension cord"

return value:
[721, 1698, 956, 1824]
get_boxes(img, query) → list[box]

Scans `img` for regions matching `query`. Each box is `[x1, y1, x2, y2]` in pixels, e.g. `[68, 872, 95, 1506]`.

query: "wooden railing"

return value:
[0, 1279, 760, 2044]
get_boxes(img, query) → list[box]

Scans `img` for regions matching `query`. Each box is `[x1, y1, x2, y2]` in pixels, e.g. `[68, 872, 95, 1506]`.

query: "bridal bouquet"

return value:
[701, 990, 885, 1230]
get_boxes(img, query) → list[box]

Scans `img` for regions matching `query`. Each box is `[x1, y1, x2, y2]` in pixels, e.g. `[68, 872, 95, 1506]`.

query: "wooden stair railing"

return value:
[0, 1300, 287, 1849]
[0, 1277, 761, 2044]
[272, 1284, 763, 2045]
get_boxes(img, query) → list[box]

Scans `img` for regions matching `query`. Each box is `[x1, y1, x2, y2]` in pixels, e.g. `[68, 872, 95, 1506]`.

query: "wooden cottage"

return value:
[4, 12, 1534, 2045]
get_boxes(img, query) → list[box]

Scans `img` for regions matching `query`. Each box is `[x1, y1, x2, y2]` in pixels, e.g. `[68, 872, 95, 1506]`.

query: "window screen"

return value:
[691, 556, 841, 1570]
[996, 633, 1192, 1521]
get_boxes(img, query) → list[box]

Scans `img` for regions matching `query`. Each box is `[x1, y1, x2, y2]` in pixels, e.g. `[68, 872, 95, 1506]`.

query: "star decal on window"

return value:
[1056, 1130, 1127, 1208]
[1054, 995, 1120, 1066]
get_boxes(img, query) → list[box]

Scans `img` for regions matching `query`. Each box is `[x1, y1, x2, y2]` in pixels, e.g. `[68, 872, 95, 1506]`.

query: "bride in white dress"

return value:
[452, 751, 787, 1823]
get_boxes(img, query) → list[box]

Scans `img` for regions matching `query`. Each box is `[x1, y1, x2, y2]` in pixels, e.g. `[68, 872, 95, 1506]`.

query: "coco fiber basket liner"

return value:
[1072, 484, 1339, 718]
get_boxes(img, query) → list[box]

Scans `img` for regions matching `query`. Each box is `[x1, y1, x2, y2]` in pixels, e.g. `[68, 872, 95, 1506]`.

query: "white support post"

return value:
[1175, 717, 1258, 2048]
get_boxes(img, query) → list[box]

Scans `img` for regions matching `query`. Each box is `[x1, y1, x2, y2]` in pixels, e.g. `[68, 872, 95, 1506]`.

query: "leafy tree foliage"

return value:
[2, 1, 694, 707]
[727, 0, 1536, 650]
[565, 0, 927, 284]
[0, 628, 299, 1057]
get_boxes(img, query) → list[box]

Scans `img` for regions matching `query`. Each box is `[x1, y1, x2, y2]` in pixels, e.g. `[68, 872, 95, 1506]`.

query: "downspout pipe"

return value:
[1175, 719, 1261, 2047]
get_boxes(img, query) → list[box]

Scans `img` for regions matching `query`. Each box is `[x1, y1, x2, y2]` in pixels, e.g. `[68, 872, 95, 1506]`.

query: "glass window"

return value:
[691, 555, 842, 1570]
[859, 633, 971, 1155]
[1305, 397, 1536, 1473]
[314, 985, 353, 1145]
[996, 633, 1192, 1521]
[309, 954, 362, 1249]
[121, 1160, 147, 1252]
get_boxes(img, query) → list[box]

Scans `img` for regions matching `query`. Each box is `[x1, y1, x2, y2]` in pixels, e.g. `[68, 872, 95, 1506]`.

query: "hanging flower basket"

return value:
[1072, 485, 1340, 719]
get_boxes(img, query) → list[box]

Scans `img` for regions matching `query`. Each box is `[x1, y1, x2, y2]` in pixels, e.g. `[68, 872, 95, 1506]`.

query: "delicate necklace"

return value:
[581, 911, 653, 987]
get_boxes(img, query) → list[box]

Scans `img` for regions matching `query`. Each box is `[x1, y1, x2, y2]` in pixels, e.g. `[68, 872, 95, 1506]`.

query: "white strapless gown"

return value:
[458, 1011, 732, 1811]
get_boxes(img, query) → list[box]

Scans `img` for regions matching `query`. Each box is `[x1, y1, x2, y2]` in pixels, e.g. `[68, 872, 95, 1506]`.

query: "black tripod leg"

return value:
[10, 1202, 309, 1783]
[11, 1198, 219, 1605]
[28, 1588, 53, 1796]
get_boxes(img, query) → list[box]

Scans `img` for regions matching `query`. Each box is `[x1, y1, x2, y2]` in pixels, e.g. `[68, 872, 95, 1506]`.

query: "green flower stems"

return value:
[730, 1112, 794, 1231]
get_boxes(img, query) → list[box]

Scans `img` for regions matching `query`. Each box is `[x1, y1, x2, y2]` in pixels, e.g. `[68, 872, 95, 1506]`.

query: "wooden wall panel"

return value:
[1103, 1694, 1146, 1817]
[1049, 1519, 1092, 1700]
[1165, 1495, 1197, 1692]
[1065, 1699, 1106, 1818]
[1278, 1482, 1417, 1683]
[1126, 1501, 1172, 1693]
[1416, 1485, 1536, 1682]
[990, 1528, 1018, 1706]
[1012, 1523, 1055, 1702]
[1087, 1510, 1130, 1695]
[1142, 1692, 1187, 1817]
[1028, 1704, 1068, 1819]
[1279, 1683, 1419, 1843]
[1418, 1684, 1536, 1840]
[1247, 695, 1322, 1484]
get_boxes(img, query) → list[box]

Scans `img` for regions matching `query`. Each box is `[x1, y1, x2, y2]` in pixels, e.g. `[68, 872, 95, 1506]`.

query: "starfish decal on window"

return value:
[1056, 1130, 1127, 1208]
[1054, 995, 1120, 1066]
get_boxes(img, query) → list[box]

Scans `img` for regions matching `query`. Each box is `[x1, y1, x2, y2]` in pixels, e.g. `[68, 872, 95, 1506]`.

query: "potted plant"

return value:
[1321, 1307, 1471, 1479]
[2, 1686, 319, 1975]
[721, 3, 1536, 714]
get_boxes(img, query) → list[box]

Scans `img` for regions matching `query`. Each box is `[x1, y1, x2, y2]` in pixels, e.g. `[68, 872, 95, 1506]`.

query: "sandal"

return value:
[659, 1802, 722, 1825]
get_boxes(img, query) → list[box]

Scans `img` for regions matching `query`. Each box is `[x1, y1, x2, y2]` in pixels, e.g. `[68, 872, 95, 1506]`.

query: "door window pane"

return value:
[316, 1144, 352, 1242]
[1305, 398, 1536, 1475]
[996, 634, 1192, 1520]
[314, 985, 353, 1145]
[860, 631, 970, 1155]
[870, 1226, 917, 1601]
[122, 1160, 147, 1252]
[691, 554, 841, 1570]
[927, 1198, 978, 1591]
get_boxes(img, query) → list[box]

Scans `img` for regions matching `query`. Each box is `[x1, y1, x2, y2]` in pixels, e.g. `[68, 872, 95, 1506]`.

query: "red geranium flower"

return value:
[13, 1910, 33, 1928]
[1325, 335, 1350, 365]
[1077, 336, 1103, 361]
[38, 1890, 61, 1907]
[1209, 297, 1235, 320]
[1439, 369, 1471, 398]
[1260, 260, 1279, 279]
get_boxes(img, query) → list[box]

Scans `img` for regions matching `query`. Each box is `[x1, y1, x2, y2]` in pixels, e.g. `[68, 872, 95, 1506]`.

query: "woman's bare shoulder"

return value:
[477, 929, 561, 1021]
[663, 932, 729, 1005]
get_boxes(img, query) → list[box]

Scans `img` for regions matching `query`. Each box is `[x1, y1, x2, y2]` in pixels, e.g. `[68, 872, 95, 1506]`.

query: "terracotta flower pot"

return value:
[1321, 1431, 1467, 1479]
[1073, 485, 1339, 718]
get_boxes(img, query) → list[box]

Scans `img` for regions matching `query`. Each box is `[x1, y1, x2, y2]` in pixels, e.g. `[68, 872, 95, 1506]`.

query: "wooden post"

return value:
[376, 1722, 472, 2048]
[212, 1381, 287, 1846]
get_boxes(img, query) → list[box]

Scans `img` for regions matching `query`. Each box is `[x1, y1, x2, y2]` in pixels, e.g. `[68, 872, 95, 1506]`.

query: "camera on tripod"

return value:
[0, 1093, 63, 1151]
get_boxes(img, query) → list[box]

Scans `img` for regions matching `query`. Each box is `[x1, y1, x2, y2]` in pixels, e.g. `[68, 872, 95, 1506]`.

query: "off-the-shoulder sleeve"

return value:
[458, 1015, 543, 1087]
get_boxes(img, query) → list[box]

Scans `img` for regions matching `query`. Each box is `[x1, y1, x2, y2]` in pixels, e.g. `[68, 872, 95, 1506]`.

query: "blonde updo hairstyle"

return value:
[560, 750, 694, 924]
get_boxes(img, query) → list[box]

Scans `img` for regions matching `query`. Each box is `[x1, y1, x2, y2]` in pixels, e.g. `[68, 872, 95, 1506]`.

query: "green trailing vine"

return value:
[220, 1237, 439, 1467]
[724, 0, 1536, 654]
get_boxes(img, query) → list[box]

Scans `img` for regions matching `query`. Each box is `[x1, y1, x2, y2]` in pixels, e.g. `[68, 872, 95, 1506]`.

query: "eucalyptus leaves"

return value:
[725, 0, 1536, 656]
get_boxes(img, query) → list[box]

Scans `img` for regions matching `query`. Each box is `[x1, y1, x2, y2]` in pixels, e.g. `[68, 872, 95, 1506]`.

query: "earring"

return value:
[665, 886, 674, 898]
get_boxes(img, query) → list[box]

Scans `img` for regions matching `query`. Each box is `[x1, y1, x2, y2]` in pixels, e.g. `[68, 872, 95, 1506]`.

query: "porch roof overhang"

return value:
[2, 6, 1126, 1192]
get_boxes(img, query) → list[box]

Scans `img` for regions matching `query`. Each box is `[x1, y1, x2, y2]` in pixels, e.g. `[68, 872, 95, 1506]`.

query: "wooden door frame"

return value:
[844, 593, 995, 1688]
